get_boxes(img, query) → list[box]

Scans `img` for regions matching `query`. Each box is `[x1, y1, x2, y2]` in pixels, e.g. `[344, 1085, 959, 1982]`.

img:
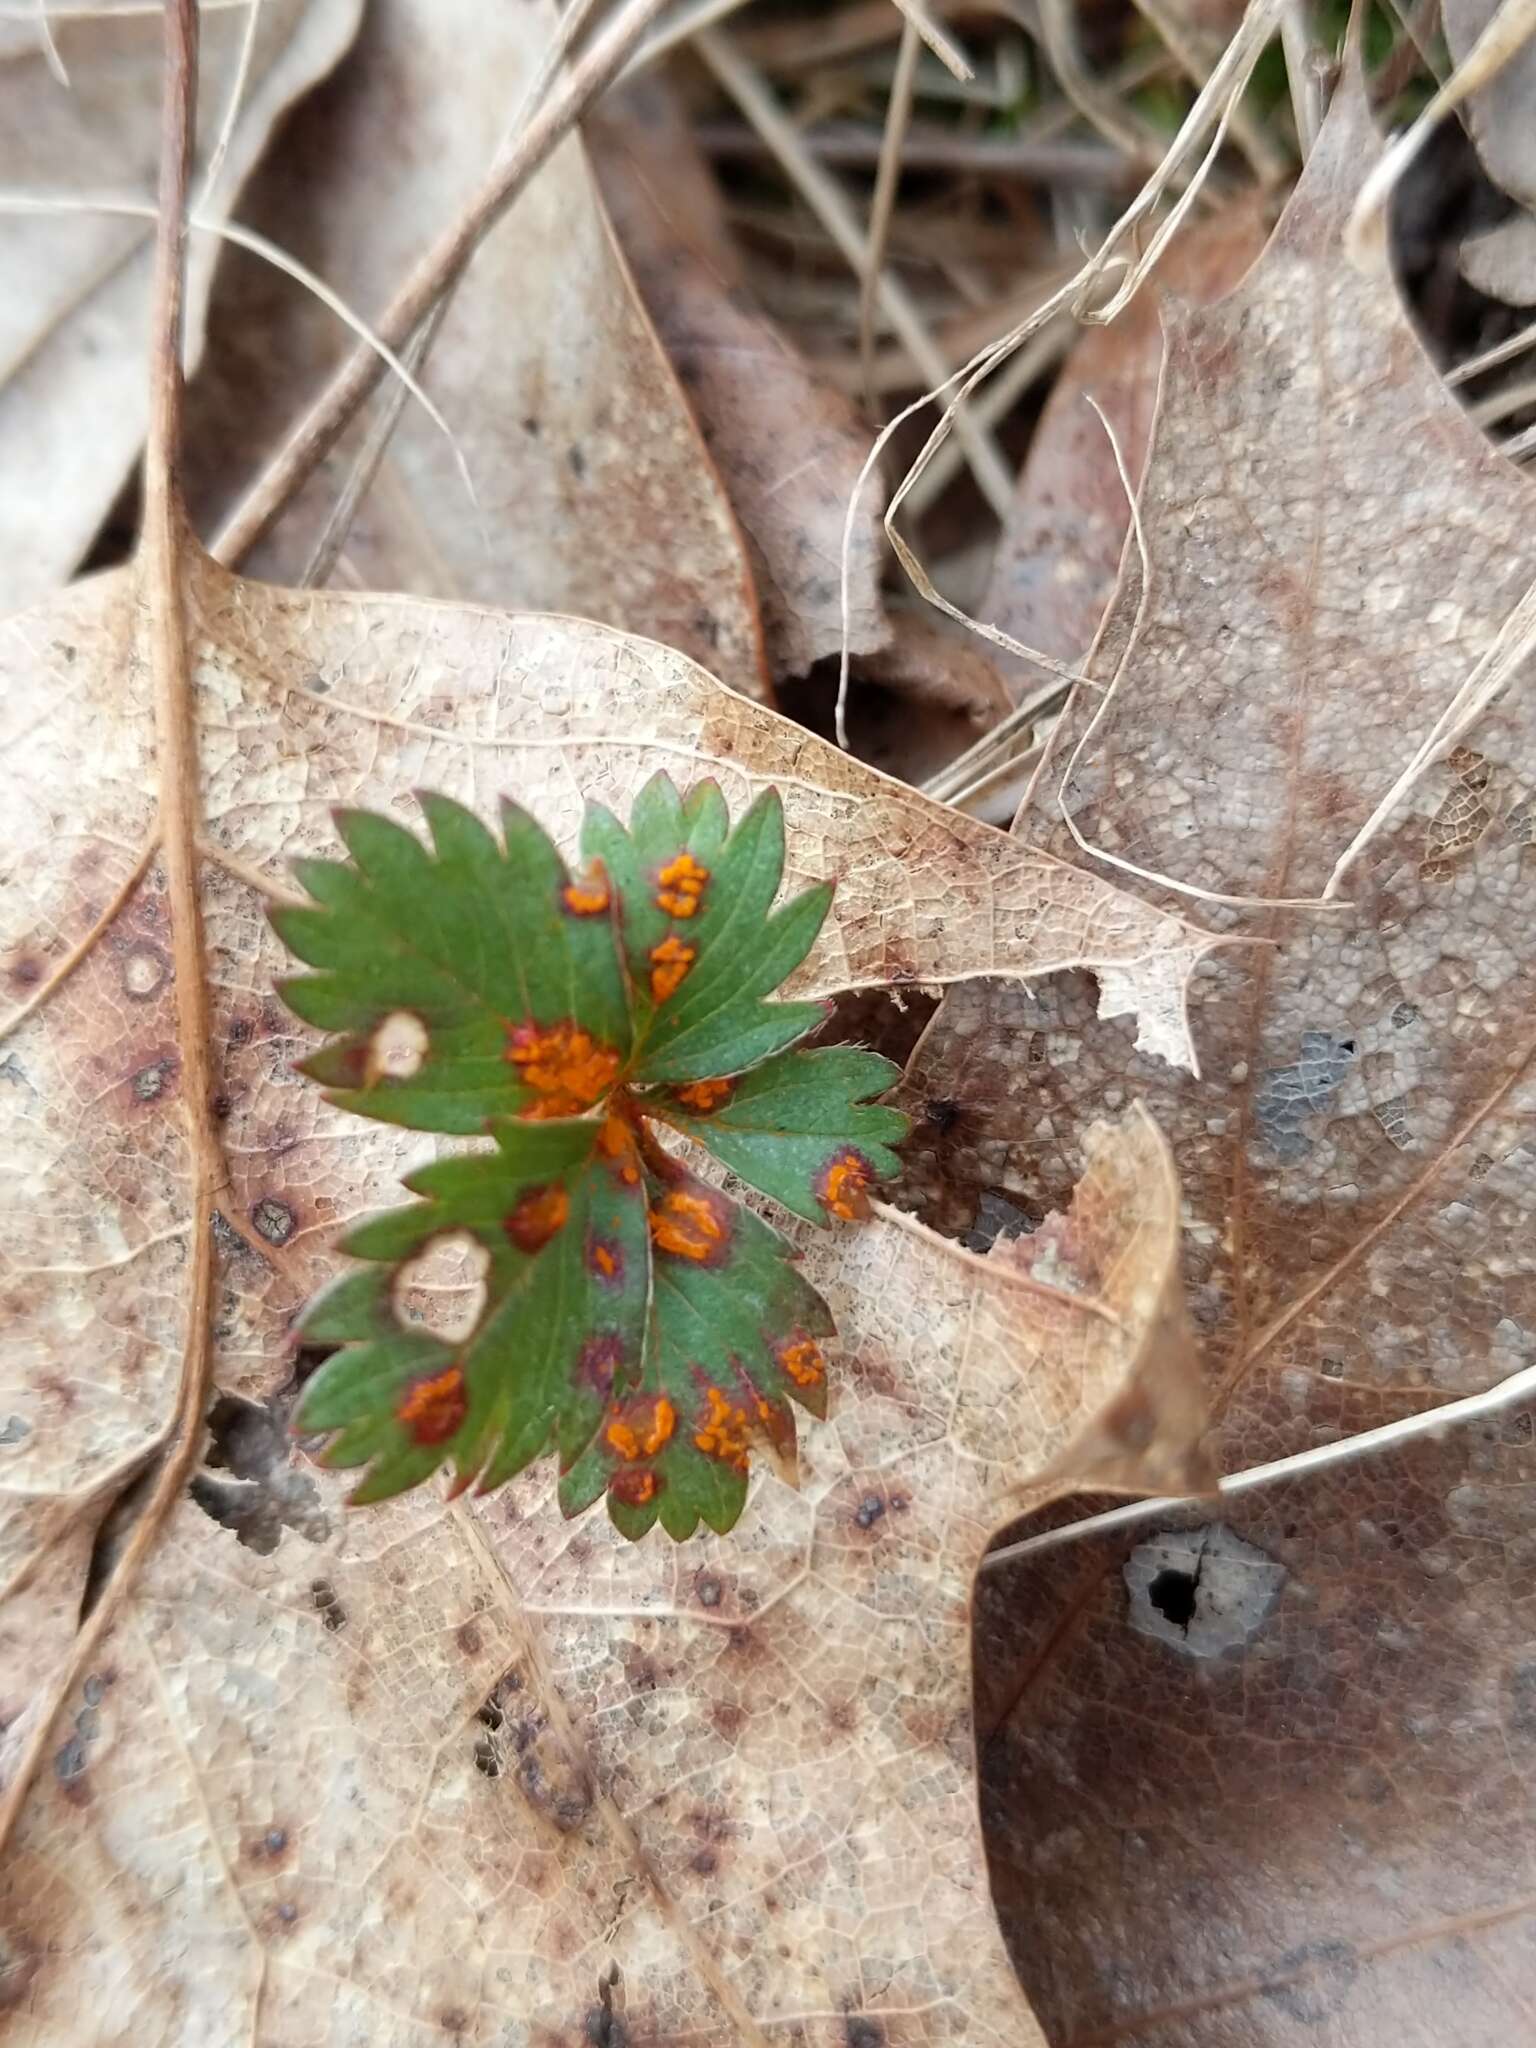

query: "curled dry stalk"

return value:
[0, 0, 219, 1857]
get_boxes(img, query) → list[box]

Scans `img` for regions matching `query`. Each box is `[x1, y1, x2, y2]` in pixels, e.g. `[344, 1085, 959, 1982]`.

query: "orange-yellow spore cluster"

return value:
[674, 1076, 734, 1113]
[648, 935, 696, 1003]
[818, 1148, 874, 1221]
[396, 1365, 467, 1446]
[597, 1110, 641, 1185]
[562, 868, 611, 917]
[694, 1384, 750, 1471]
[605, 1396, 676, 1462]
[656, 851, 708, 918]
[504, 1181, 569, 1255]
[649, 1187, 729, 1262]
[506, 1020, 620, 1118]
[777, 1336, 825, 1388]
[588, 1237, 622, 1282]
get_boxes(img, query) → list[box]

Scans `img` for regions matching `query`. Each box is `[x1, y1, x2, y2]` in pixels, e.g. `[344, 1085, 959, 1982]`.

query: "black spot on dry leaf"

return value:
[310, 1578, 345, 1632]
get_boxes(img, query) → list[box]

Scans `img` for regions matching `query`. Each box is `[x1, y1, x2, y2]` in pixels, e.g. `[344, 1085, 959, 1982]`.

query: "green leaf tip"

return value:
[275, 775, 911, 1540]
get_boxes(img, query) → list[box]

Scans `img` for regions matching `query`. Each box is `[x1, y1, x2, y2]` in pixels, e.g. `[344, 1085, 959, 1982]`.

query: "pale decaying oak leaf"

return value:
[181, 0, 770, 700]
[0, 0, 363, 611]
[0, 532, 1215, 2038]
[1444, 0, 1536, 210]
[590, 78, 887, 686]
[900, 72, 1536, 2043]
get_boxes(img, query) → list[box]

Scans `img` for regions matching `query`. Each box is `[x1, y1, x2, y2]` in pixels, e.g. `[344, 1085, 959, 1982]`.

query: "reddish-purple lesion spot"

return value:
[586, 1234, 625, 1287]
[576, 1332, 626, 1398]
[649, 1182, 733, 1266]
[395, 1364, 467, 1446]
[505, 1182, 569, 1255]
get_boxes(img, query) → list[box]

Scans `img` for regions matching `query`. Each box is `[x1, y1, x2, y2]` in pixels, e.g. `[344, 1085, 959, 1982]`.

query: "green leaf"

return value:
[274, 775, 912, 1540]
[275, 794, 631, 1133]
[582, 776, 831, 1085]
[558, 1149, 835, 1539]
[647, 1046, 907, 1224]
[293, 1113, 651, 1502]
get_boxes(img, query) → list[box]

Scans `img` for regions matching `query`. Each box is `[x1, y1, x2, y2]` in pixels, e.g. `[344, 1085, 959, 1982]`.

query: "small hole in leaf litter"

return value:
[1148, 1566, 1199, 1630]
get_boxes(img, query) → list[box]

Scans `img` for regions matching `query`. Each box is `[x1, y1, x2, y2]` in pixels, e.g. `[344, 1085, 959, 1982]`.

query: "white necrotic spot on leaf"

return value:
[366, 1009, 428, 1082]
[392, 1232, 490, 1344]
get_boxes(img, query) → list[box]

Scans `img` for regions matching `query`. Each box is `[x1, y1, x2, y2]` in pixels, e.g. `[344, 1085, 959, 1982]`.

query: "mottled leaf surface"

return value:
[903, 73, 1536, 2047]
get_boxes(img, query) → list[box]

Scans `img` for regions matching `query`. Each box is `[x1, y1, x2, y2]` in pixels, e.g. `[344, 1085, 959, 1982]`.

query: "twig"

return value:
[0, 0, 221, 1860]
[209, 0, 689, 568]
[696, 119, 1141, 187]
[1470, 372, 1536, 427]
[859, 17, 921, 406]
[981, 1357, 1536, 1571]
[1448, 312, 1536, 386]
[1279, 0, 1325, 154]
[695, 24, 1017, 523]
[297, 0, 610, 587]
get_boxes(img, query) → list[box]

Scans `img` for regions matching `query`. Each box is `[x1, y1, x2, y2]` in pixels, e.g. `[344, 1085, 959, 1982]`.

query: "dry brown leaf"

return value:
[591, 78, 888, 684]
[1445, 0, 1536, 209]
[901, 71, 1536, 2043]
[0, 504, 1222, 2038]
[1459, 209, 1536, 304]
[181, 0, 769, 699]
[0, 0, 362, 611]
[980, 201, 1268, 683]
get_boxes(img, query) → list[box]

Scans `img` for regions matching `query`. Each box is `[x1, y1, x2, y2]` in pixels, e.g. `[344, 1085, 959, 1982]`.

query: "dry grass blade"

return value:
[695, 23, 1018, 524]
[858, 13, 920, 405]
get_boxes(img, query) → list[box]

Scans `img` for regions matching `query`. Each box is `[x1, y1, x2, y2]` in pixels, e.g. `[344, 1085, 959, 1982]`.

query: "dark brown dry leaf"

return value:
[0, 0, 362, 609]
[902, 70, 1536, 2045]
[590, 77, 888, 683]
[1445, 0, 1536, 210]
[181, 0, 768, 698]
[980, 202, 1269, 684]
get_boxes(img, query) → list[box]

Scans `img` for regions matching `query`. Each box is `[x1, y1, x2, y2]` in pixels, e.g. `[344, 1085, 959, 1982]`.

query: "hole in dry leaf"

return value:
[1148, 1565, 1199, 1630]
[192, 1394, 329, 1554]
[79, 1460, 158, 1622]
[367, 1009, 428, 1082]
[391, 1232, 490, 1343]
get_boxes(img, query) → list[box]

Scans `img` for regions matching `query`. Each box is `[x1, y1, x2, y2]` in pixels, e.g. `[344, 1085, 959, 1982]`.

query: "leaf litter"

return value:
[4, 0, 1532, 2040]
[0, 0, 1221, 2012]
[896, 65, 1536, 2046]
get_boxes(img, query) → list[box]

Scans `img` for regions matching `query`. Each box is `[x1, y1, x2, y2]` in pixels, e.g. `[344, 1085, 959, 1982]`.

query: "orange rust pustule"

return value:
[649, 1185, 732, 1264]
[817, 1147, 876, 1221]
[396, 1365, 467, 1446]
[604, 1396, 676, 1462]
[506, 1020, 620, 1118]
[674, 1076, 735, 1114]
[598, 1108, 643, 1186]
[655, 851, 709, 918]
[693, 1384, 750, 1472]
[562, 864, 611, 917]
[504, 1182, 569, 1255]
[587, 1235, 625, 1286]
[776, 1335, 825, 1388]
[610, 1467, 660, 1509]
[648, 935, 696, 1004]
